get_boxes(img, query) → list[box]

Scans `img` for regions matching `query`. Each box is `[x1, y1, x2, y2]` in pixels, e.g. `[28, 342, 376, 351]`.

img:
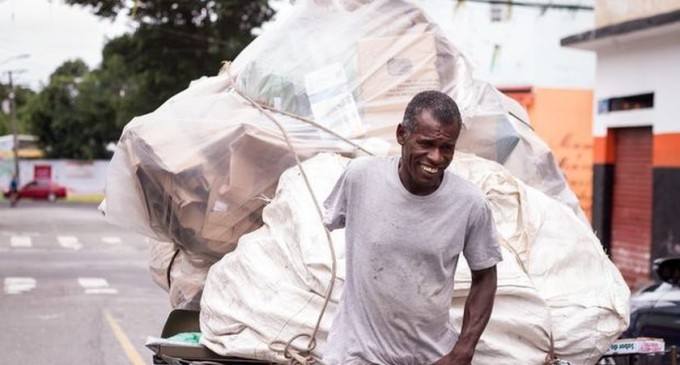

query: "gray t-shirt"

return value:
[323, 156, 502, 365]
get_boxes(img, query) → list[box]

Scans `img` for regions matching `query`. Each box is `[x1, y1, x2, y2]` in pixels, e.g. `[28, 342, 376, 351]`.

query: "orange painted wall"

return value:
[525, 88, 594, 220]
[654, 133, 680, 167]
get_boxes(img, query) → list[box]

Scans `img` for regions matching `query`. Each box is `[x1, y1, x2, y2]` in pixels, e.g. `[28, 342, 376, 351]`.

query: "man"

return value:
[323, 90, 502, 365]
[9, 174, 19, 207]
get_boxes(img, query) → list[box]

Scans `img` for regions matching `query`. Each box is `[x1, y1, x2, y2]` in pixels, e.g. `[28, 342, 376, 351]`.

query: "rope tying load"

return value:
[223, 62, 373, 364]
[222, 63, 573, 365]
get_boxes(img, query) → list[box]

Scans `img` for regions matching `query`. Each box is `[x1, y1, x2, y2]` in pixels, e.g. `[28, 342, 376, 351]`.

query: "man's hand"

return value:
[432, 350, 473, 365]
[433, 265, 497, 365]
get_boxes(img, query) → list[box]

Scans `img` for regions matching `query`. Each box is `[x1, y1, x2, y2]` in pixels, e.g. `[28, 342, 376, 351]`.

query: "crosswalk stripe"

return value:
[58, 235, 82, 250]
[86, 288, 119, 294]
[102, 236, 122, 244]
[3, 232, 137, 250]
[4, 277, 36, 294]
[10, 236, 32, 248]
[78, 277, 118, 295]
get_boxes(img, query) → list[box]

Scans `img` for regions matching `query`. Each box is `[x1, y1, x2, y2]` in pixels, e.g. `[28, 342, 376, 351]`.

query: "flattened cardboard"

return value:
[357, 32, 440, 138]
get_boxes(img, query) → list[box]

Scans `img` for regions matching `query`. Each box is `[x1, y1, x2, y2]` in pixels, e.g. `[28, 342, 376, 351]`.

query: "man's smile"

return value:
[421, 165, 439, 175]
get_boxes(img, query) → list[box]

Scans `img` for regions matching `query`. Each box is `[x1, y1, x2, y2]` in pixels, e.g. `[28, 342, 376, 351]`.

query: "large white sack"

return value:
[201, 153, 348, 362]
[200, 153, 629, 364]
[449, 155, 630, 364]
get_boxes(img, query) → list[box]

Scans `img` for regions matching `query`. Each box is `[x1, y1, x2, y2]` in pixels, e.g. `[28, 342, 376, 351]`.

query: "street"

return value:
[0, 201, 171, 365]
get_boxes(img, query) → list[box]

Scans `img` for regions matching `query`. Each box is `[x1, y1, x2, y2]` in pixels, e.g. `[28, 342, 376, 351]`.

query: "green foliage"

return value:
[26, 60, 96, 159]
[0, 83, 37, 136]
[89, 0, 274, 120]
[24, 0, 274, 159]
[24, 59, 118, 159]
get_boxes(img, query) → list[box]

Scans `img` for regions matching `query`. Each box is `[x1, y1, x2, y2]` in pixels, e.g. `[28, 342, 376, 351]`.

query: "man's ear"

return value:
[396, 123, 406, 145]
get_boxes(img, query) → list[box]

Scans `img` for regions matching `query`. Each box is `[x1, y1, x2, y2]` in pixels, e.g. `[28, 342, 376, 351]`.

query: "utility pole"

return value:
[1, 54, 29, 184]
[8, 71, 20, 182]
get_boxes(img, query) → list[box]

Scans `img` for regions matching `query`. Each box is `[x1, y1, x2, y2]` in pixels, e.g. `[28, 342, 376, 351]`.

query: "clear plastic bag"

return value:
[106, 0, 585, 264]
[148, 238, 217, 309]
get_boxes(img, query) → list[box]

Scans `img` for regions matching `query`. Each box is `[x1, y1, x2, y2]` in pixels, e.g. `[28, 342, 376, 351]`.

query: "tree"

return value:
[25, 59, 116, 159]
[24, 1, 274, 159]
[0, 83, 36, 136]
[66, 0, 274, 120]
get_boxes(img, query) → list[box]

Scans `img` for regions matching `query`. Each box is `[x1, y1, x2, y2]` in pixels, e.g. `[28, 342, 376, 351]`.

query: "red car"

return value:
[4, 180, 68, 202]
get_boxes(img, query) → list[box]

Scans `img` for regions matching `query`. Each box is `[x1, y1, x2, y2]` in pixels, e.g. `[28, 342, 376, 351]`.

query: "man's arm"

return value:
[434, 265, 497, 365]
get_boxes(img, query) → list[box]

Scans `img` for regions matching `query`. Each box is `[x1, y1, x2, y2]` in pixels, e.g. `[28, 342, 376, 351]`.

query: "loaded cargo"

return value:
[101, 1, 631, 364]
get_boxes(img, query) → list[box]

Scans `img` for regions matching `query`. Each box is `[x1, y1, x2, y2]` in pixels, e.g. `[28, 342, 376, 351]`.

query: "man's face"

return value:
[396, 109, 459, 196]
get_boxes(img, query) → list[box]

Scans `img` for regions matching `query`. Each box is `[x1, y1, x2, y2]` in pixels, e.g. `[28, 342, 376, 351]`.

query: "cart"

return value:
[148, 309, 273, 365]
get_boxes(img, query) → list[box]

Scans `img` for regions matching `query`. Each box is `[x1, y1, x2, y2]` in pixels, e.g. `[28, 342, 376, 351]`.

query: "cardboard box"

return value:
[356, 32, 440, 139]
[201, 131, 289, 243]
[604, 338, 665, 355]
[201, 192, 270, 243]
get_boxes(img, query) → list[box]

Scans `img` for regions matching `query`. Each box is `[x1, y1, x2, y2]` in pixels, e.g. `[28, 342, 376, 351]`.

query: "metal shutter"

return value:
[611, 127, 653, 286]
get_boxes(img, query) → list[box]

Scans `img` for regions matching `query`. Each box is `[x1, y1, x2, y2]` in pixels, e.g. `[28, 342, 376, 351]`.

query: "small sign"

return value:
[304, 63, 364, 138]
[34, 165, 52, 181]
[605, 338, 665, 355]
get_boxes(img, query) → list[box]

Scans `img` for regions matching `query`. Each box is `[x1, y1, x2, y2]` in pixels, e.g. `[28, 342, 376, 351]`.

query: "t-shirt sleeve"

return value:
[323, 167, 350, 231]
[463, 199, 503, 271]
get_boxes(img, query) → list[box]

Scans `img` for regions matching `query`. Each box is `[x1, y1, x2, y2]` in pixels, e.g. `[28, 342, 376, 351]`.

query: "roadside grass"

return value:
[65, 194, 105, 204]
[0, 194, 104, 203]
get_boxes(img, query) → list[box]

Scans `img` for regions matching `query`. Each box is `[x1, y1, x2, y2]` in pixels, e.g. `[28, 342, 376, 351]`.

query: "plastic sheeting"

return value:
[228, 0, 585, 220]
[200, 153, 630, 365]
[104, 0, 586, 271]
[149, 239, 217, 310]
[105, 92, 333, 260]
[99, 0, 626, 361]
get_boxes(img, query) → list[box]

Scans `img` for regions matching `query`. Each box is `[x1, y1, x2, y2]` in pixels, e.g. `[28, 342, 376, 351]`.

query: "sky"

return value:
[0, 0, 294, 91]
[0, 0, 130, 90]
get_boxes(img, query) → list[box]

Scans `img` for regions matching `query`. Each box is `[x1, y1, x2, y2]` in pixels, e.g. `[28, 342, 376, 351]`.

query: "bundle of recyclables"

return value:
[103, 0, 630, 364]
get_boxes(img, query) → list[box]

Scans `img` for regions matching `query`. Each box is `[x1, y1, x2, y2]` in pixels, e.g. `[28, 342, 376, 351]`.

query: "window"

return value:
[598, 93, 654, 114]
[490, 4, 505, 22]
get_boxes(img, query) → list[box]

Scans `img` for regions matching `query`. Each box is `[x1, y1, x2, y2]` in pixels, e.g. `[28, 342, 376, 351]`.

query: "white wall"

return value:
[0, 159, 108, 195]
[418, 0, 596, 88]
[593, 31, 680, 136]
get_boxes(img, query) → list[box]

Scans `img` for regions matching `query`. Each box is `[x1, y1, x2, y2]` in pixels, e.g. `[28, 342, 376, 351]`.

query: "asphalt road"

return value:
[0, 200, 171, 365]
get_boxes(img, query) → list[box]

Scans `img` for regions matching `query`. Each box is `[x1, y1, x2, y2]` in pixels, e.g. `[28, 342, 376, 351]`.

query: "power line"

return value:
[456, 0, 594, 11]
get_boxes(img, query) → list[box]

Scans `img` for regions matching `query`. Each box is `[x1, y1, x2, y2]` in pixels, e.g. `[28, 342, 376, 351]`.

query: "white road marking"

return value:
[10, 236, 32, 248]
[58, 236, 82, 250]
[37, 314, 61, 320]
[85, 288, 119, 294]
[4, 277, 37, 294]
[78, 277, 118, 295]
[102, 236, 122, 244]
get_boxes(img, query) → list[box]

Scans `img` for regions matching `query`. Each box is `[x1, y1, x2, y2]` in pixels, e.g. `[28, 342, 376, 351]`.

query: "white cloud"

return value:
[0, 0, 130, 90]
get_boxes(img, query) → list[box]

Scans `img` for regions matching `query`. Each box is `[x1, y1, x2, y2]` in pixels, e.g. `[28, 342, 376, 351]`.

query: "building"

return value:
[0, 134, 44, 160]
[562, 1, 680, 287]
[420, 0, 597, 218]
